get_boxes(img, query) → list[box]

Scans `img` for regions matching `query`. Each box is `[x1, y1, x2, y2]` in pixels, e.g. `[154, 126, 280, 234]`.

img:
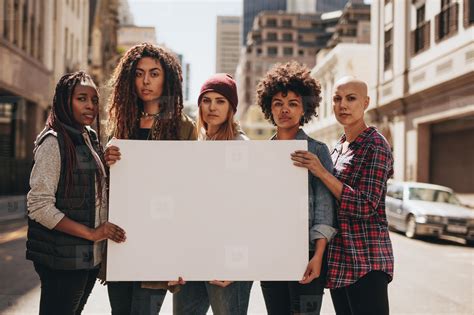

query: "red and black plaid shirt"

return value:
[326, 126, 394, 289]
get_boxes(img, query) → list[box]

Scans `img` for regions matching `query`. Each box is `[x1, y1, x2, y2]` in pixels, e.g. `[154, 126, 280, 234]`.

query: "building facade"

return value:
[370, 0, 474, 193]
[1, 0, 121, 195]
[89, 0, 121, 142]
[216, 16, 241, 75]
[0, 0, 93, 195]
[235, 11, 341, 121]
[326, 1, 370, 48]
[117, 25, 157, 52]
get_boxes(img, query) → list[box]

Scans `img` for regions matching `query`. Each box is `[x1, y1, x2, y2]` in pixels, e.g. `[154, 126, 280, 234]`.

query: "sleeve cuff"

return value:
[310, 224, 337, 242]
[38, 208, 65, 230]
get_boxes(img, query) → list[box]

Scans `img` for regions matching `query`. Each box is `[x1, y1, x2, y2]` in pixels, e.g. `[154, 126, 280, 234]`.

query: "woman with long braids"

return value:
[104, 43, 196, 314]
[172, 73, 252, 315]
[26, 71, 126, 315]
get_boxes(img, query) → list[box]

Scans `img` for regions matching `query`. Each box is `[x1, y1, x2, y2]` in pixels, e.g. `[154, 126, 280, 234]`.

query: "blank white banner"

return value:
[107, 140, 308, 281]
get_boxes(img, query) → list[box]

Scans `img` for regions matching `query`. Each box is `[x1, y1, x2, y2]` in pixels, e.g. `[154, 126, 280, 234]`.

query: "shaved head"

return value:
[334, 76, 368, 97]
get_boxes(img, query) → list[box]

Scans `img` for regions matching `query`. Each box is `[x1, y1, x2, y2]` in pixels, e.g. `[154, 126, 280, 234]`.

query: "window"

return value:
[282, 19, 292, 27]
[257, 48, 262, 55]
[384, 28, 393, 70]
[298, 49, 304, 56]
[283, 47, 293, 56]
[282, 33, 293, 41]
[412, 5, 430, 55]
[387, 185, 403, 200]
[416, 4, 425, 25]
[267, 47, 278, 56]
[21, 1, 27, 50]
[435, 0, 458, 42]
[266, 19, 277, 27]
[267, 32, 277, 41]
[13, 0, 20, 45]
[464, 0, 474, 27]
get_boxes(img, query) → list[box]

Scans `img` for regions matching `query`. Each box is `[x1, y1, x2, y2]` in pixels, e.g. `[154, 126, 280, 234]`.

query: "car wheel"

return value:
[405, 215, 418, 239]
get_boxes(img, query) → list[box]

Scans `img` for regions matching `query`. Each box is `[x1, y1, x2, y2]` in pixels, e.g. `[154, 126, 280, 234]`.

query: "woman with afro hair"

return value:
[104, 43, 196, 314]
[256, 61, 336, 315]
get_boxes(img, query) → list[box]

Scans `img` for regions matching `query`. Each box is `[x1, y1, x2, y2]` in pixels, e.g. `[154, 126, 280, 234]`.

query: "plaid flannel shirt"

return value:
[326, 127, 394, 289]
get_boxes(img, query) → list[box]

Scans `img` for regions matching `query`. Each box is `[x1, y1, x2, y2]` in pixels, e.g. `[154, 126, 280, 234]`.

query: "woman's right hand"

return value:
[104, 139, 121, 166]
[168, 276, 186, 286]
[90, 222, 126, 243]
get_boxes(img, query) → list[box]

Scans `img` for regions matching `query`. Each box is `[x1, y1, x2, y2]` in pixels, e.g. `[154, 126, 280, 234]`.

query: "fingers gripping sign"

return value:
[104, 137, 121, 166]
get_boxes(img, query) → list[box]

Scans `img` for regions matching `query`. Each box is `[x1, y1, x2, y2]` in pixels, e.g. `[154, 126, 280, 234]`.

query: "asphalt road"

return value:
[1, 219, 472, 314]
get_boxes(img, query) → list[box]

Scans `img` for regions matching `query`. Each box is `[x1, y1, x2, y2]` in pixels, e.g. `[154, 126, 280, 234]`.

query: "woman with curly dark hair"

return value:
[256, 61, 336, 314]
[103, 43, 196, 314]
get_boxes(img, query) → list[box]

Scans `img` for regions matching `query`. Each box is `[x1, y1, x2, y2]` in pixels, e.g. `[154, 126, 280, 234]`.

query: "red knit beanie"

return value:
[198, 73, 238, 112]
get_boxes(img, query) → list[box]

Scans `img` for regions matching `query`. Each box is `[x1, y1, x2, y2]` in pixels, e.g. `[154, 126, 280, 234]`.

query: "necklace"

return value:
[140, 111, 159, 119]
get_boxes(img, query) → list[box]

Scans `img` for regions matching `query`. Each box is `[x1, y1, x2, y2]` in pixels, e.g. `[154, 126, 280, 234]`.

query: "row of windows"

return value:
[264, 18, 293, 28]
[384, 0, 473, 70]
[2, 0, 44, 62]
[265, 32, 294, 41]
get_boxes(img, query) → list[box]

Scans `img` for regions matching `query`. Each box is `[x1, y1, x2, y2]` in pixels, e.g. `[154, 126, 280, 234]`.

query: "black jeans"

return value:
[330, 270, 389, 315]
[107, 281, 166, 315]
[33, 262, 99, 315]
[260, 252, 326, 315]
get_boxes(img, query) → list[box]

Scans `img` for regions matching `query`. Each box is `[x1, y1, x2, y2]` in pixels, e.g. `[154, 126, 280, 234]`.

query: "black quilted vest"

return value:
[26, 125, 101, 270]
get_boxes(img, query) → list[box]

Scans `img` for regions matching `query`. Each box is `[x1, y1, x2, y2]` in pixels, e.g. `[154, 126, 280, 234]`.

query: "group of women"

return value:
[26, 43, 394, 315]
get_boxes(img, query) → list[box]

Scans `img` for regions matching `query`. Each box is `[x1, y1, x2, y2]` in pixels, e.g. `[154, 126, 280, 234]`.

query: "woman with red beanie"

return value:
[172, 73, 252, 314]
[196, 73, 248, 140]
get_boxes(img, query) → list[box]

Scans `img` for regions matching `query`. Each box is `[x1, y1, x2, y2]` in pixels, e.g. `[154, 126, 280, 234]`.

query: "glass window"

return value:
[267, 47, 278, 56]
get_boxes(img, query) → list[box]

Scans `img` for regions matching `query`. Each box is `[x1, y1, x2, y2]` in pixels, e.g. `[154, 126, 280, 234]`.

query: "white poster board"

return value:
[107, 140, 308, 281]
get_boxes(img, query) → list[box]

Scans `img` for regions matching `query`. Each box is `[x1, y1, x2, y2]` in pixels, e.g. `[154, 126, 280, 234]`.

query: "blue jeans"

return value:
[173, 281, 253, 315]
[107, 281, 166, 315]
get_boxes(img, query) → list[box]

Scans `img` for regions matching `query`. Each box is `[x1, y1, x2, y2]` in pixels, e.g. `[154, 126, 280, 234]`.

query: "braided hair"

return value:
[107, 43, 184, 140]
[46, 71, 105, 201]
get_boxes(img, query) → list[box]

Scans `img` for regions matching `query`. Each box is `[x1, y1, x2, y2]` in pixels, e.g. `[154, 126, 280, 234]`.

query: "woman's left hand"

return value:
[299, 254, 323, 284]
[291, 150, 326, 178]
[209, 280, 233, 288]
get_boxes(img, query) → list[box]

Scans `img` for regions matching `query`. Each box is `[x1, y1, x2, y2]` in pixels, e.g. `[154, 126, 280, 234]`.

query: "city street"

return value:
[0, 218, 472, 314]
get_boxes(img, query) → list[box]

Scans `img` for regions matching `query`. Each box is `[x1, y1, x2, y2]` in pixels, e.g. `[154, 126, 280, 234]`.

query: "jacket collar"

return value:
[271, 128, 307, 140]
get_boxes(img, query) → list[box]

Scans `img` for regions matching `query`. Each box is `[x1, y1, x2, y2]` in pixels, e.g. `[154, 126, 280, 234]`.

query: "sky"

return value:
[128, 0, 242, 104]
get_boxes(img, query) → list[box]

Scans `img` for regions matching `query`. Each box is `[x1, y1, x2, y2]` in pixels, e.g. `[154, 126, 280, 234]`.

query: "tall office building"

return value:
[216, 16, 241, 75]
[243, 0, 287, 45]
[315, 0, 353, 13]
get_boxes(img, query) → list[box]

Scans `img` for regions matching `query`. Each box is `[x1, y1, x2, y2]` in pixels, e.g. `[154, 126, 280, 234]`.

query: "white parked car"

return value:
[385, 181, 474, 244]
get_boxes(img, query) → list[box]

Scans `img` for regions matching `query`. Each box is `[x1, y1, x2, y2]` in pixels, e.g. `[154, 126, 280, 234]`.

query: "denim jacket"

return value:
[273, 129, 337, 250]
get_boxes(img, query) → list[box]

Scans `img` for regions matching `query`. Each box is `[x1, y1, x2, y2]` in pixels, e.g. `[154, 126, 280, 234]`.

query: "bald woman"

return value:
[292, 77, 394, 315]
